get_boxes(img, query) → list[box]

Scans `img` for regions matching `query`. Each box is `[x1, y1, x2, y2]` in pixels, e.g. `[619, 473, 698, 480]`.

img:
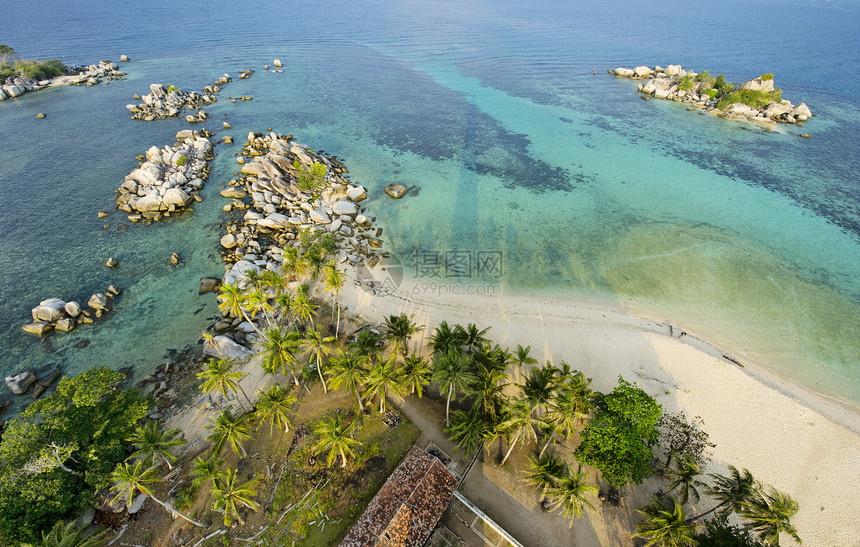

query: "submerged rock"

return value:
[385, 183, 408, 198]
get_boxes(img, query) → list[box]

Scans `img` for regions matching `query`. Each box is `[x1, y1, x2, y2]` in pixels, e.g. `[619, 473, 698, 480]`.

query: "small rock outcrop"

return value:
[21, 287, 121, 336]
[116, 130, 214, 222]
[63, 60, 126, 86]
[610, 65, 812, 128]
[385, 183, 407, 199]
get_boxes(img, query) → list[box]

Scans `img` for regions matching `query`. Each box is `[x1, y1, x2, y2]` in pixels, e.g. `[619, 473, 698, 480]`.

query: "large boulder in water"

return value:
[32, 298, 67, 322]
[6, 370, 37, 395]
[385, 183, 407, 199]
[163, 187, 191, 208]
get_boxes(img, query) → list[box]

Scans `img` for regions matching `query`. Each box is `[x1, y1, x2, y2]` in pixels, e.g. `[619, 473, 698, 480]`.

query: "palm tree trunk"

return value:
[227, 388, 247, 412]
[355, 387, 365, 412]
[446, 388, 453, 426]
[539, 428, 557, 457]
[238, 384, 254, 410]
[687, 501, 728, 523]
[149, 493, 206, 527]
[317, 355, 328, 394]
[240, 309, 264, 339]
[500, 433, 520, 466]
[335, 303, 341, 339]
[340, 448, 347, 468]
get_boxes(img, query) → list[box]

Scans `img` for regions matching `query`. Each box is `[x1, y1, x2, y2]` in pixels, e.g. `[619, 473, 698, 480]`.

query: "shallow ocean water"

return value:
[1, 0, 858, 407]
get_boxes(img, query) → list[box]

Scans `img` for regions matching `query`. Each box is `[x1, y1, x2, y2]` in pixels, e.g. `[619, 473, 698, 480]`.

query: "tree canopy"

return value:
[574, 376, 662, 488]
[0, 367, 148, 544]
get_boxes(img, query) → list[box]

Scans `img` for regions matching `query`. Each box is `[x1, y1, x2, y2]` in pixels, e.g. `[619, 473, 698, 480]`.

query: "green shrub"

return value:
[694, 70, 715, 87]
[175, 155, 187, 167]
[678, 75, 694, 91]
[174, 483, 199, 511]
[760, 73, 774, 81]
[167, 84, 179, 94]
[715, 88, 779, 110]
[13, 58, 65, 80]
[705, 89, 719, 99]
[294, 160, 327, 192]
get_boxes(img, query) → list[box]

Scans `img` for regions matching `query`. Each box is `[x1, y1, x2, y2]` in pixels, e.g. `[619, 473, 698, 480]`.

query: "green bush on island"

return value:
[294, 160, 327, 192]
[716, 88, 782, 110]
[0, 367, 148, 544]
[0, 45, 65, 82]
[678, 75, 694, 91]
[760, 73, 774, 82]
[175, 155, 187, 166]
[694, 70, 716, 87]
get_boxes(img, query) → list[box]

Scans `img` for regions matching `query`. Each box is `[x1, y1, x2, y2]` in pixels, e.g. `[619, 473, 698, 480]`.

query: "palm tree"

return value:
[314, 413, 361, 468]
[402, 354, 432, 398]
[191, 453, 225, 489]
[255, 384, 297, 434]
[525, 452, 567, 498]
[497, 396, 541, 466]
[446, 406, 489, 456]
[280, 247, 310, 282]
[304, 245, 328, 283]
[197, 357, 254, 410]
[21, 520, 107, 547]
[206, 409, 253, 458]
[364, 356, 407, 413]
[291, 285, 319, 327]
[323, 261, 345, 337]
[739, 487, 800, 546]
[539, 377, 592, 456]
[455, 323, 490, 355]
[273, 291, 294, 327]
[693, 465, 758, 521]
[261, 328, 303, 386]
[471, 366, 508, 425]
[110, 461, 205, 527]
[245, 287, 275, 329]
[633, 495, 697, 547]
[546, 464, 598, 524]
[329, 348, 370, 412]
[127, 420, 186, 471]
[259, 269, 288, 296]
[383, 313, 422, 357]
[428, 321, 465, 357]
[218, 281, 263, 337]
[211, 468, 260, 526]
[351, 329, 382, 362]
[514, 344, 538, 369]
[668, 454, 707, 505]
[242, 267, 263, 291]
[432, 349, 476, 426]
[302, 328, 336, 393]
[523, 363, 559, 417]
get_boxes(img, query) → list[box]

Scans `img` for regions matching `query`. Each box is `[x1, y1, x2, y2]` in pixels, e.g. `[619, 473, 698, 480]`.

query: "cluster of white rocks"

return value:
[0, 59, 127, 101]
[21, 286, 121, 336]
[611, 65, 812, 127]
[126, 82, 219, 122]
[116, 130, 214, 222]
[63, 59, 127, 86]
[218, 131, 382, 274]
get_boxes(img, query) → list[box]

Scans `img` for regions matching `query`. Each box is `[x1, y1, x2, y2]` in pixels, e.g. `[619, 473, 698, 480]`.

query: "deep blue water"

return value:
[1, 0, 859, 407]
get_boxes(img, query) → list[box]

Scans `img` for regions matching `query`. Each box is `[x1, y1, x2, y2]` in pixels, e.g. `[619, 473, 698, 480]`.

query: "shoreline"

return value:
[336, 268, 860, 545]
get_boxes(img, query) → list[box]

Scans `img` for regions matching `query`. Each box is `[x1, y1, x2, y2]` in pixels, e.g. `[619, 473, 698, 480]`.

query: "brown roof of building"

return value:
[340, 446, 458, 547]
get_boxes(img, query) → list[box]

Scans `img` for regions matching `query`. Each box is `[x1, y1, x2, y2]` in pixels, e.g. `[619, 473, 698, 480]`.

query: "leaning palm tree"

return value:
[525, 452, 567, 498]
[205, 409, 253, 458]
[261, 328, 303, 386]
[322, 261, 345, 338]
[633, 495, 697, 547]
[273, 291, 295, 327]
[738, 487, 801, 546]
[255, 384, 297, 434]
[328, 348, 370, 412]
[401, 354, 432, 398]
[280, 246, 311, 282]
[197, 357, 253, 410]
[110, 460, 205, 527]
[127, 420, 186, 471]
[314, 413, 361, 468]
[290, 285, 319, 328]
[514, 344, 538, 369]
[364, 356, 407, 413]
[668, 454, 707, 505]
[446, 406, 489, 457]
[191, 453, 225, 489]
[302, 328, 336, 393]
[545, 464, 598, 525]
[259, 268, 288, 296]
[21, 519, 108, 547]
[497, 396, 541, 466]
[211, 468, 260, 526]
[694, 465, 758, 521]
[218, 281, 263, 337]
[383, 313, 423, 357]
[432, 349, 476, 426]
[245, 288, 275, 330]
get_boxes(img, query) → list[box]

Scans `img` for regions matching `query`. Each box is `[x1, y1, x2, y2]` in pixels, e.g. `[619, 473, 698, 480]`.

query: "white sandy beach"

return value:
[333, 270, 860, 546]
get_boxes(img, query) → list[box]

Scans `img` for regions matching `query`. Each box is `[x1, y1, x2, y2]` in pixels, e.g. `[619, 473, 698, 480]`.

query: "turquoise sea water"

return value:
[1, 0, 859, 409]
